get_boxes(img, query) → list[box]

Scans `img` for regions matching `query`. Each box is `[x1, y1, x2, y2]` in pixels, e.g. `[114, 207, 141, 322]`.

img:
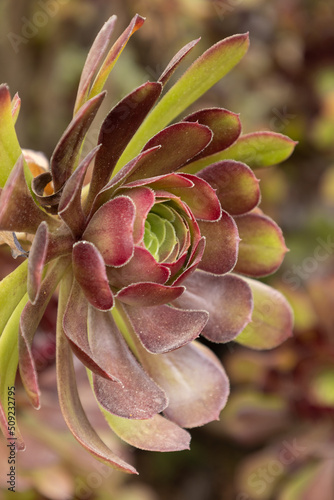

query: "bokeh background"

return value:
[0, 0, 334, 499]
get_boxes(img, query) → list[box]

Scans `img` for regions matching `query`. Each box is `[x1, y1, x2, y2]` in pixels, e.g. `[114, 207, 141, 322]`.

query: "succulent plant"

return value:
[0, 15, 295, 473]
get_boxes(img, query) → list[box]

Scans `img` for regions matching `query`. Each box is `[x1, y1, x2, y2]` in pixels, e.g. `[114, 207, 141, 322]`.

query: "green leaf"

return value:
[0, 85, 22, 188]
[235, 278, 293, 349]
[115, 33, 249, 170]
[0, 293, 28, 448]
[0, 259, 28, 334]
[186, 131, 297, 172]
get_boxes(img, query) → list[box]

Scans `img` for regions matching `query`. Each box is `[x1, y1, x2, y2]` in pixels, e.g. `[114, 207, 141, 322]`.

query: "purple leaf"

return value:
[105, 413, 190, 452]
[183, 107, 241, 165]
[72, 241, 114, 311]
[27, 221, 49, 304]
[83, 196, 135, 267]
[86, 82, 162, 209]
[234, 212, 288, 277]
[107, 246, 170, 288]
[172, 237, 206, 285]
[125, 122, 213, 182]
[19, 257, 70, 408]
[138, 340, 230, 428]
[158, 38, 200, 86]
[116, 282, 185, 307]
[197, 160, 260, 215]
[56, 279, 137, 473]
[173, 270, 253, 342]
[0, 156, 58, 233]
[50, 92, 106, 192]
[89, 306, 168, 419]
[58, 146, 100, 238]
[167, 173, 221, 221]
[121, 187, 155, 244]
[74, 16, 117, 113]
[197, 211, 239, 274]
[123, 303, 208, 354]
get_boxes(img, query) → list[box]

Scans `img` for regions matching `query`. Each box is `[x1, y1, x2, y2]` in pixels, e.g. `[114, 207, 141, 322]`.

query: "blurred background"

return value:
[0, 0, 334, 498]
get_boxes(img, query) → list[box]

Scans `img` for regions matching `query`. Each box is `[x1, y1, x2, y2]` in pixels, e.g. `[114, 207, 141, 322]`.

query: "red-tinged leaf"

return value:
[197, 211, 239, 274]
[159, 38, 200, 86]
[107, 246, 170, 288]
[63, 280, 120, 381]
[83, 196, 135, 267]
[103, 412, 190, 452]
[0, 85, 22, 188]
[89, 306, 168, 419]
[234, 212, 288, 277]
[50, 92, 106, 192]
[173, 237, 206, 285]
[58, 146, 100, 238]
[27, 221, 48, 304]
[86, 82, 162, 209]
[56, 276, 137, 474]
[123, 303, 208, 354]
[11, 92, 21, 124]
[138, 340, 229, 428]
[117, 33, 249, 168]
[0, 156, 58, 233]
[72, 241, 113, 311]
[32, 171, 62, 214]
[90, 146, 161, 214]
[167, 173, 221, 221]
[45, 224, 75, 263]
[19, 257, 70, 408]
[74, 16, 117, 113]
[235, 278, 294, 349]
[121, 187, 155, 244]
[173, 271, 253, 342]
[197, 160, 260, 215]
[124, 122, 213, 182]
[0, 400, 25, 451]
[125, 172, 194, 190]
[116, 282, 185, 307]
[191, 131, 297, 171]
[183, 108, 241, 166]
[89, 14, 145, 100]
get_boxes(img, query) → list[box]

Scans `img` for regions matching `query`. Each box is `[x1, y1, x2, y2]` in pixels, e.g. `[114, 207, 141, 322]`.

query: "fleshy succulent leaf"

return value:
[186, 132, 297, 172]
[89, 306, 168, 419]
[121, 187, 155, 244]
[234, 212, 288, 277]
[196, 160, 260, 215]
[88, 14, 145, 101]
[0, 156, 58, 233]
[197, 211, 239, 274]
[83, 196, 135, 267]
[173, 271, 253, 342]
[72, 241, 114, 311]
[86, 82, 162, 209]
[0, 85, 22, 188]
[116, 33, 249, 169]
[0, 293, 28, 450]
[124, 122, 213, 182]
[158, 38, 200, 86]
[235, 278, 294, 349]
[183, 108, 242, 164]
[116, 282, 185, 307]
[0, 259, 28, 333]
[50, 92, 106, 192]
[107, 246, 170, 288]
[74, 15, 117, 114]
[27, 221, 49, 304]
[58, 146, 100, 238]
[19, 257, 70, 408]
[57, 275, 137, 474]
[123, 303, 208, 354]
[11, 92, 21, 125]
[98, 409, 191, 452]
[137, 340, 230, 428]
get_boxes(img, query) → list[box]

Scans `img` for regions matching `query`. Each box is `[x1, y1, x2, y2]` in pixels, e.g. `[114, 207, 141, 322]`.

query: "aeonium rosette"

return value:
[0, 15, 296, 473]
